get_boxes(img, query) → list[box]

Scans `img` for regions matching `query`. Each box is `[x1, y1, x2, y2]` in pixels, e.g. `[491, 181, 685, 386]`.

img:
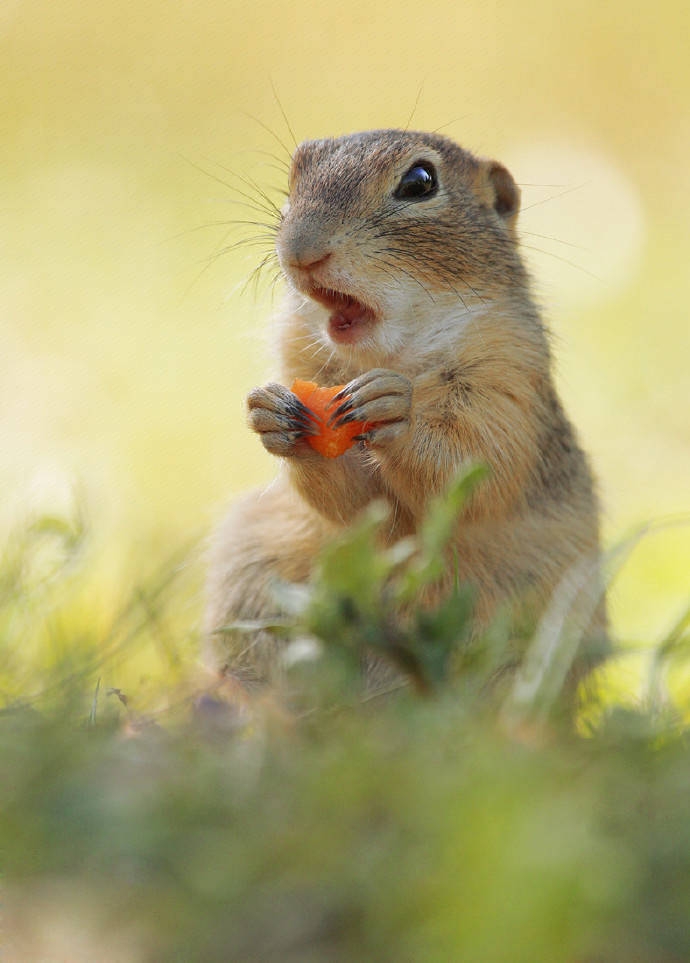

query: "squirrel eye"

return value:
[393, 161, 438, 200]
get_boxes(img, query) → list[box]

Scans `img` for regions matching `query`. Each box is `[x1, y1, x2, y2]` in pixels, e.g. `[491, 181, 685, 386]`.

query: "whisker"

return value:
[306, 337, 333, 362]
[519, 243, 603, 282]
[162, 216, 276, 245]
[241, 252, 281, 298]
[182, 156, 277, 220]
[190, 218, 278, 236]
[177, 215, 257, 300]
[185, 156, 281, 223]
[270, 78, 299, 150]
[204, 160, 284, 219]
[251, 161, 290, 180]
[520, 230, 586, 251]
[240, 111, 294, 164]
[404, 83, 424, 131]
[187, 235, 275, 295]
[311, 344, 338, 382]
[178, 153, 235, 192]
[234, 148, 290, 173]
[213, 188, 280, 222]
[520, 182, 588, 213]
[388, 244, 480, 309]
[209, 235, 279, 258]
[430, 117, 466, 134]
[268, 270, 283, 294]
[235, 171, 285, 218]
[370, 251, 436, 304]
[288, 331, 325, 346]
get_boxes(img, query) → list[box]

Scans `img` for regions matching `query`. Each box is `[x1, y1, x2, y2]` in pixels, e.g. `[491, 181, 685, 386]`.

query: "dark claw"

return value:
[286, 410, 316, 434]
[352, 433, 370, 442]
[296, 419, 319, 436]
[331, 395, 353, 414]
[333, 407, 364, 428]
[286, 399, 320, 435]
[289, 397, 320, 425]
[330, 384, 352, 404]
[327, 398, 354, 425]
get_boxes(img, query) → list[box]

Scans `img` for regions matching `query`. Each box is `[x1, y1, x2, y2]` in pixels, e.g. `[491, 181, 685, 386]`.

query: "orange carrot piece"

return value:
[291, 379, 369, 458]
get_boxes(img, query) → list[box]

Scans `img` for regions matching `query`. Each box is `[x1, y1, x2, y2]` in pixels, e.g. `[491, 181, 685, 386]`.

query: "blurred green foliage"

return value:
[2, 483, 690, 961]
[301, 466, 487, 694]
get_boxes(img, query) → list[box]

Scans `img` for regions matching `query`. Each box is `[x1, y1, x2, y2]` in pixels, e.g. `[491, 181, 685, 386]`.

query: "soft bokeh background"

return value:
[2, 0, 689, 688]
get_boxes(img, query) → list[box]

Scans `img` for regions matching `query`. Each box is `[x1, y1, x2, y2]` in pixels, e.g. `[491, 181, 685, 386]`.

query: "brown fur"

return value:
[204, 129, 606, 684]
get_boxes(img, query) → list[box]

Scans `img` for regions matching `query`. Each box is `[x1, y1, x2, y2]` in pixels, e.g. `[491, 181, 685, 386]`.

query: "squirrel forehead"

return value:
[288, 129, 479, 200]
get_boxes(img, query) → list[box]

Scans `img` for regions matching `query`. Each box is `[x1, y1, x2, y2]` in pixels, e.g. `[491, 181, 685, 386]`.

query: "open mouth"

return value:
[307, 286, 378, 345]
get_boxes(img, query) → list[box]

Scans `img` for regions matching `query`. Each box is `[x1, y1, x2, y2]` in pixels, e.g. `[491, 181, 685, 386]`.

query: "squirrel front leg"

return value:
[247, 382, 381, 526]
[331, 367, 538, 522]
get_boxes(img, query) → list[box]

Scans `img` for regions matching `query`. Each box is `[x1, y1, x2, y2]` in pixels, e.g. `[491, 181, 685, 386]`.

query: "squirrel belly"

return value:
[204, 128, 607, 689]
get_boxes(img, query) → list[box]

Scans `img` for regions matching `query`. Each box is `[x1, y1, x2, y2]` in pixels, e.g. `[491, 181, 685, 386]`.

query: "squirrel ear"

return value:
[476, 160, 521, 224]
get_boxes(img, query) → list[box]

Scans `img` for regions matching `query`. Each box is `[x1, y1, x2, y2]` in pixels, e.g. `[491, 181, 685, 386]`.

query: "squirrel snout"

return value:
[288, 250, 332, 272]
[278, 220, 333, 274]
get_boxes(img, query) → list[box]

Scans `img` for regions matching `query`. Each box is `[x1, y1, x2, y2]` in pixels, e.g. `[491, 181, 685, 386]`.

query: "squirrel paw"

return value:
[330, 368, 412, 448]
[247, 383, 318, 457]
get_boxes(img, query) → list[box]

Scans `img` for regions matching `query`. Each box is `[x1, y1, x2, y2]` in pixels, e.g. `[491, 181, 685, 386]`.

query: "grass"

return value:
[1, 478, 690, 962]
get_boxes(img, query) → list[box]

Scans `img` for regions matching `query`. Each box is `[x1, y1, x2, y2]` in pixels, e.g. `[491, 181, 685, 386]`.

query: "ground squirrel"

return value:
[204, 129, 606, 686]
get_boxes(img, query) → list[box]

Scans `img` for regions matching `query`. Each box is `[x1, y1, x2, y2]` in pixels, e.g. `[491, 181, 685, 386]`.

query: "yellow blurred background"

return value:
[2, 0, 689, 674]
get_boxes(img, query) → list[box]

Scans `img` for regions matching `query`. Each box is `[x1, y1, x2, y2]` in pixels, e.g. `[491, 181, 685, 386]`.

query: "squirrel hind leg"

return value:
[203, 480, 328, 683]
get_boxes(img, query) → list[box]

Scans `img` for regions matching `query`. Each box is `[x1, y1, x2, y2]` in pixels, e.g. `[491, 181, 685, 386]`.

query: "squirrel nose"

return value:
[288, 250, 332, 272]
[280, 221, 333, 271]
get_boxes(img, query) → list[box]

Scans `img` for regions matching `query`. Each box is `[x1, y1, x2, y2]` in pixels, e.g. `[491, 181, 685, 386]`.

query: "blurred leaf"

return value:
[397, 463, 488, 603]
[410, 583, 474, 688]
[419, 462, 489, 557]
[313, 501, 394, 613]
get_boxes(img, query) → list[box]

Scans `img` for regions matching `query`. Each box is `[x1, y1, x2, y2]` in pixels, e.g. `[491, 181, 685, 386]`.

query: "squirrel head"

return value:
[276, 129, 529, 363]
